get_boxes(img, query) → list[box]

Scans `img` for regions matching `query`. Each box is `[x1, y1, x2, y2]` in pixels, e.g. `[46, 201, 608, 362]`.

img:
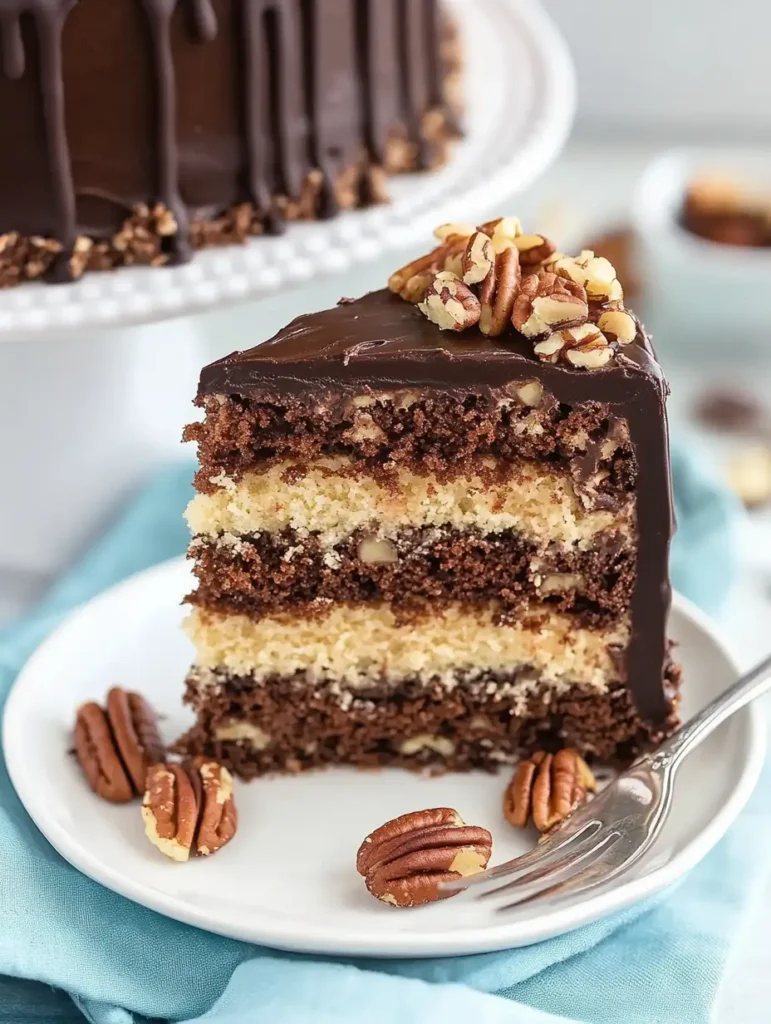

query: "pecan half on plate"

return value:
[504, 749, 596, 833]
[142, 757, 238, 862]
[356, 807, 492, 907]
[74, 687, 165, 803]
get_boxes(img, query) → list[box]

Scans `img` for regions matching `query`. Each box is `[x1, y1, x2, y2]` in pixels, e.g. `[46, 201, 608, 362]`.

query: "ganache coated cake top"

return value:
[200, 214, 667, 405]
[199, 287, 665, 400]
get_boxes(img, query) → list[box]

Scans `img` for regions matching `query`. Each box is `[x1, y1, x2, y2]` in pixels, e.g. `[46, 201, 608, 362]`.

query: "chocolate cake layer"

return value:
[0, 0, 457, 285]
[176, 665, 682, 775]
[186, 385, 636, 506]
[189, 527, 635, 624]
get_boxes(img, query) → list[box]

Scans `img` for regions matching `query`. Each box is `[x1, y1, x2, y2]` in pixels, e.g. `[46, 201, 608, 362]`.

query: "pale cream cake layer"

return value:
[186, 456, 634, 550]
[185, 603, 630, 693]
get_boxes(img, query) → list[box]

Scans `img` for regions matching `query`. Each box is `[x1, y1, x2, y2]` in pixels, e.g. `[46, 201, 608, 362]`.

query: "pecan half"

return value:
[142, 763, 200, 862]
[191, 757, 238, 857]
[503, 750, 596, 833]
[479, 246, 521, 336]
[388, 238, 468, 301]
[357, 807, 492, 907]
[142, 758, 237, 862]
[74, 688, 165, 803]
[387, 247, 443, 300]
[105, 687, 166, 794]
[418, 270, 481, 331]
[74, 703, 134, 804]
[511, 271, 588, 338]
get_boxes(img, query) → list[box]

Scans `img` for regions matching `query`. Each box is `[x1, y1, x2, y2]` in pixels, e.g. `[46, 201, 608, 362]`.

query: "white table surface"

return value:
[8, 141, 771, 1020]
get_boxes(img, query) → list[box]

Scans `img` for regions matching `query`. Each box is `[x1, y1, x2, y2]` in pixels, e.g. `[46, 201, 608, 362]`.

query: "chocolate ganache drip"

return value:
[0, 0, 446, 279]
[190, 0, 216, 41]
[0, 1, 77, 279]
[141, 0, 190, 261]
[0, 7, 24, 77]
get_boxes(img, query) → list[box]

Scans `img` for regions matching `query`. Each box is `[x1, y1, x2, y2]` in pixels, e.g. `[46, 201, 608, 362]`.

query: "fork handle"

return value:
[655, 651, 771, 767]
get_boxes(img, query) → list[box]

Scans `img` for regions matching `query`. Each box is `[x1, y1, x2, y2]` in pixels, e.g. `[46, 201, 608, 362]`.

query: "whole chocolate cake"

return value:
[0, 0, 458, 287]
[180, 216, 681, 778]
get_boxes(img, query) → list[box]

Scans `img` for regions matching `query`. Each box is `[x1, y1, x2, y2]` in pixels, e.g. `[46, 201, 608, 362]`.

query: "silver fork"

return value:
[441, 652, 771, 912]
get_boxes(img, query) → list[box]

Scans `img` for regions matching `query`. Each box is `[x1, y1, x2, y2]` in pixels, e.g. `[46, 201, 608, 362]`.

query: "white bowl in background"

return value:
[632, 149, 771, 346]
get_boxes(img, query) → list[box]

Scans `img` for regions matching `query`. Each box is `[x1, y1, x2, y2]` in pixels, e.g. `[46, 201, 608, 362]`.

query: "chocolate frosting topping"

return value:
[201, 288, 665, 394]
[199, 289, 675, 728]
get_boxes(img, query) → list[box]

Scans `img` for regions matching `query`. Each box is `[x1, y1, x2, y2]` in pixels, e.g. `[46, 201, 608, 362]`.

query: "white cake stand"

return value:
[0, 0, 575, 618]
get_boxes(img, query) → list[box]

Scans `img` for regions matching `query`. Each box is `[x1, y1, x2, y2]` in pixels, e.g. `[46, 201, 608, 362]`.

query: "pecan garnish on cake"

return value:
[419, 271, 481, 331]
[388, 217, 640, 367]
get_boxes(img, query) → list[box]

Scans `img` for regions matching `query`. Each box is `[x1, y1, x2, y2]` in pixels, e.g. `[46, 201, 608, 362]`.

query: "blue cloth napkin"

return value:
[0, 446, 761, 1024]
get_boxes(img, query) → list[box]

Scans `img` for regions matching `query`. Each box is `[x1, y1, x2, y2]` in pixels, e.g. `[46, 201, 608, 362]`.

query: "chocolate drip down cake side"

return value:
[180, 217, 681, 777]
[0, 0, 458, 287]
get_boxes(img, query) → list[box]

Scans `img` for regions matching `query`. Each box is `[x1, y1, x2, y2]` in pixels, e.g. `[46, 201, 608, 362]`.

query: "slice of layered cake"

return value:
[180, 216, 680, 777]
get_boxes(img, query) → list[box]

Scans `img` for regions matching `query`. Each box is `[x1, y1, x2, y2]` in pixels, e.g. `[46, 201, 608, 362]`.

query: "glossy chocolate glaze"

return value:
[200, 289, 675, 727]
[0, 0, 444, 277]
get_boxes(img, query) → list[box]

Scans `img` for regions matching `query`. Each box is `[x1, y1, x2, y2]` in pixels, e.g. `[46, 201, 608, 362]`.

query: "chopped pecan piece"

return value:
[388, 232, 471, 301]
[433, 222, 476, 243]
[398, 270, 434, 304]
[726, 446, 771, 509]
[546, 250, 623, 306]
[534, 322, 612, 368]
[462, 231, 495, 286]
[357, 807, 492, 907]
[597, 308, 637, 345]
[418, 270, 481, 331]
[74, 703, 134, 804]
[503, 750, 596, 833]
[478, 216, 522, 253]
[74, 688, 165, 803]
[142, 757, 237, 862]
[511, 271, 588, 338]
[388, 247, 444, 300]
[515, 233, 557, 267]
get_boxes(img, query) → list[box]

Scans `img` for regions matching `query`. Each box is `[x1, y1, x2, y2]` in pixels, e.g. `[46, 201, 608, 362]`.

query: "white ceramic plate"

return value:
[4, 558, 763, 957]
[0, 0, 575, 338]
